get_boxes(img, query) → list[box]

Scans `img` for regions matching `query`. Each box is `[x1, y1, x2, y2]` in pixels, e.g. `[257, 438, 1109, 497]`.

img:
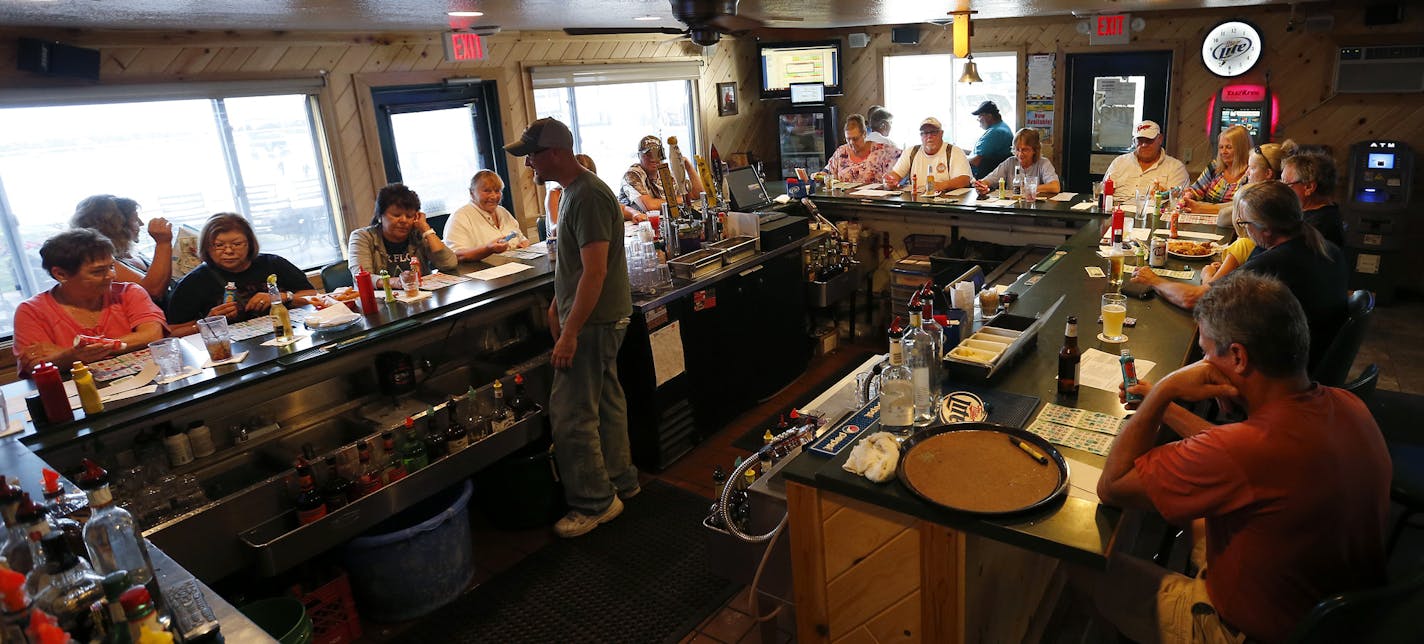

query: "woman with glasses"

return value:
[1180, 125, 1252, 215]
[972, 128, 1060, 196]
[348, 182, 458, 277]
[70, 195, 174, 303]
[1280, 147, 1345, 249]
[13, 228, 166, 378]
[824, 113, 901, 184]
[1203, 142, 1288, 283]
[165, 213, 316, 334]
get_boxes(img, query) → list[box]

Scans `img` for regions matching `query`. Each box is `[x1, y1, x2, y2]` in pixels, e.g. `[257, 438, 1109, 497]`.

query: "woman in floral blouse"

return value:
[824, 114, 901, 184]
[1181, 124, 1251, 215]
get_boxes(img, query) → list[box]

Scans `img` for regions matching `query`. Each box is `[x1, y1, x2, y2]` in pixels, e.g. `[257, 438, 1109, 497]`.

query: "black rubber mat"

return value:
[731, 349, 880, 452]
[392, 480, 737, 643]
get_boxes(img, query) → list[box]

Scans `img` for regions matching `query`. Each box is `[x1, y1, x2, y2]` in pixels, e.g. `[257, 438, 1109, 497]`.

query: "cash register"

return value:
[725, 165, 808, 248]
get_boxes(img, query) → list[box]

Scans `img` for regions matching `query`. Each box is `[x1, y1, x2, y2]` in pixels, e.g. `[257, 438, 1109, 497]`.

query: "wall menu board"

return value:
[758, 40, 842, 99]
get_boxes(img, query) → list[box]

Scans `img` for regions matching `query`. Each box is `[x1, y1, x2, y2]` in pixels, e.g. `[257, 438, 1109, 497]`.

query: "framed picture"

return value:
[717, 82, 738, 116]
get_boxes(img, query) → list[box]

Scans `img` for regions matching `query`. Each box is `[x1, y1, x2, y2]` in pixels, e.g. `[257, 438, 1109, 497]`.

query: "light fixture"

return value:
[634, 15, 660, 21]
[959, 55, 983, 83]
[447, 11, 484, 17]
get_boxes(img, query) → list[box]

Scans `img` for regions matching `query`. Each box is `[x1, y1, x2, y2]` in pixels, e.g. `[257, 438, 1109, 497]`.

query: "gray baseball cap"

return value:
[505, 117, 574, 156]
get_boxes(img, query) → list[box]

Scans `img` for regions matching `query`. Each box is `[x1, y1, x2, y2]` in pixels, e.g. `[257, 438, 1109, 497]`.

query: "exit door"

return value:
[1061, 51, 1173, 192]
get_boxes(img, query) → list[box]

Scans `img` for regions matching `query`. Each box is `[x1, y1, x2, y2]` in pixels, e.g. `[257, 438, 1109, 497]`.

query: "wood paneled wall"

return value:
[0, 29, 776, 236]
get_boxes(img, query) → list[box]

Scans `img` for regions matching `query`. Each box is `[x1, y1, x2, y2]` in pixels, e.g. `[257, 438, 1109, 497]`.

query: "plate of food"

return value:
[1166, 239, 1217, 259]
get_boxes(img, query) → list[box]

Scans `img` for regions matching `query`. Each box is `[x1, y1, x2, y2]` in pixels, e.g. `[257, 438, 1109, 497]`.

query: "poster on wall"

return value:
[1026, 54, 1056, 159]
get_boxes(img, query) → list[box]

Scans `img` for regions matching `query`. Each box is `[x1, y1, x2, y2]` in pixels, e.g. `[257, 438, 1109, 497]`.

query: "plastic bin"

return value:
[342, 480, 475, 623]
[473, 440, 566, 529]
[929, 238, 1019, 285]
[240, 596, 314, 644]
[301, 572, 362, 644]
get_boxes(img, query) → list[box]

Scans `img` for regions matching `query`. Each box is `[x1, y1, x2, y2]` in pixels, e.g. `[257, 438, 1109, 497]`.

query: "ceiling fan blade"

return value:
[563, 27, 686, 36]
[707, 13, 764, 32]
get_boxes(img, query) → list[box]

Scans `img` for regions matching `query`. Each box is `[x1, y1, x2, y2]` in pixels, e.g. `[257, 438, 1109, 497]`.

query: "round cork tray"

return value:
[897, 423, 1069, 517]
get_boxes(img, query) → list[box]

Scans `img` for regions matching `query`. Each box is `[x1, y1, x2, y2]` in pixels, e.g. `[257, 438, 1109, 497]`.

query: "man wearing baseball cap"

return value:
[1102, 119, 1189, 200]
[506, 117, 639, 538]
[883, 116, 972, 192]
[618, 134, 704, 219]
[968, 101, 1013, 180]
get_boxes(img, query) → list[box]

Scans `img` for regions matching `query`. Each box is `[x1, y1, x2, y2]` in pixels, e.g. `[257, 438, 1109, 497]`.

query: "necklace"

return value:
[480, 206, 500, 229]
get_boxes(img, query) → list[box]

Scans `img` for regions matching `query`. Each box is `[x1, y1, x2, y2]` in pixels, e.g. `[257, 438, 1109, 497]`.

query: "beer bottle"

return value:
[1057, 316, 1081, 395]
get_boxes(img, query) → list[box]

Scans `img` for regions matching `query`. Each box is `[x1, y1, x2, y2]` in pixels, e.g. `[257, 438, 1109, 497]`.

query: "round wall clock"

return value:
[1202, 20, 1262, 77]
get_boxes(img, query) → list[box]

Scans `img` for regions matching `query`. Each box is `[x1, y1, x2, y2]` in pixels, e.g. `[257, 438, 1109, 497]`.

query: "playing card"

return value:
[1085, 266, 1105, 278]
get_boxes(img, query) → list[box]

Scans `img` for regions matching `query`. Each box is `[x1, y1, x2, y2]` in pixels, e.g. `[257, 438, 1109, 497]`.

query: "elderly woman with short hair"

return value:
[165, 213, 316, 335]
[71, 194, 173, 302]
[974, 128, 1061, 196]
[13, 228, 166, 377]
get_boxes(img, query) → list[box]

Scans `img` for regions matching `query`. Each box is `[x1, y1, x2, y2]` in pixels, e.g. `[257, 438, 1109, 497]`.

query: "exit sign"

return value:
[443, 32, 485, 62]
[1091, 13, 1131, 45]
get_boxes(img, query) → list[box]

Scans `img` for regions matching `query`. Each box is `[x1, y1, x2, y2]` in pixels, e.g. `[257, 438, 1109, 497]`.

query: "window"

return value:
[531, 63, 700, 199]
[0, 86, 341, 337]
[882, 52, 1020, 152]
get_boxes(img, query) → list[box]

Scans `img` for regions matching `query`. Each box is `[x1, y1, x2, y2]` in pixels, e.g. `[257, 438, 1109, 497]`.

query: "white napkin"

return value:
[154, 366, 201, 385]
[201, 351, 248, 369]
[842, 432, 902, 483]
[395, 290, 432, 303]
[305, 305, 360, 328]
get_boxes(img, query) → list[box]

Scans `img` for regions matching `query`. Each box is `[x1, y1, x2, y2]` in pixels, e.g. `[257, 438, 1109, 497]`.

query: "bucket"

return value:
[342, 480, 475, 623]
[240, 596, 314, 644]
[473, 440, 566, 529]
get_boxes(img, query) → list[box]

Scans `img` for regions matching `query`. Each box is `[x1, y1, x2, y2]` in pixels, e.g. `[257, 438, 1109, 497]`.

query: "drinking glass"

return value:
[1102, 293, 1128, 342]
[196, 316, 233, 362]
[400, 270, 419, 297]
[1134, 188, 1150, 228]
[1091, 181, 1104, 210]
[1021, 176, 1040, 202]
[148, 338, 184, 379]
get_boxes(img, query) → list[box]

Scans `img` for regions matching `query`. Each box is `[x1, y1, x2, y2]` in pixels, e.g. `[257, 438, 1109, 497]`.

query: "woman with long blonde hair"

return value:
[1181, 124, 1251, 214]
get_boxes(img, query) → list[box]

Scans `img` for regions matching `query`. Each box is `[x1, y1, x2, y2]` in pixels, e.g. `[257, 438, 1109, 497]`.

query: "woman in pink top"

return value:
[13, 228, 167, 377]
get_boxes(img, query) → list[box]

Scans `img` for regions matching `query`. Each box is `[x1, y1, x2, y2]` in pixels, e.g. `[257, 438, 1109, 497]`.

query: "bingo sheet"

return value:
[89, 348, 152, 381]
[418, 272, 472, 291]
[226, 308, 311, 342]
[1025, 402, 1127, 456]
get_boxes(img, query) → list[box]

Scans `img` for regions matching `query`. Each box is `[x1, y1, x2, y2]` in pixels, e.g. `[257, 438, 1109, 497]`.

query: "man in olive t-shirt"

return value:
[506, 118, 638, 538]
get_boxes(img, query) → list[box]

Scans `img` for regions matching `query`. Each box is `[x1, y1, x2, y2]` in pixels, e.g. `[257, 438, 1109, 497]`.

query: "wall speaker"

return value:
[848, 33, 870, 49]
[17, 38, 100, 81]
[891, 26, 921, 45]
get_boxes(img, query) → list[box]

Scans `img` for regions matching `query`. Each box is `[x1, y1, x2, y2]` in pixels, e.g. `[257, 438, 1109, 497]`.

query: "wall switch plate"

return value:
[1184, 148, 1193, 163]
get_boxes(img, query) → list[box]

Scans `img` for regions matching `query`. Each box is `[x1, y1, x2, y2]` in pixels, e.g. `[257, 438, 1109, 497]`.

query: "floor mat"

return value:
[391, 480, 738, 643]
[730, 349, 879, 452]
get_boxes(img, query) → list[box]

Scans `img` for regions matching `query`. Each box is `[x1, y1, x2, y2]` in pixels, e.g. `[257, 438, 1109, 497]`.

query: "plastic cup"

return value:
[1022, 176, 1039, 202]
[147, 338, 184, 379]
[1102, 293, 1128, 342]
[196, 316, 233, 362]
[401, 270, 419, 297]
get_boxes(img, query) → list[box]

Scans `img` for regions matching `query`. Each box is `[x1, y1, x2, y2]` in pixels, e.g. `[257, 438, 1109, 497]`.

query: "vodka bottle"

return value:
[919, 298, 946, 362]
[879, 318, 915, 432]
[903, 307, 942, 426]
[75, 460, 157, 607]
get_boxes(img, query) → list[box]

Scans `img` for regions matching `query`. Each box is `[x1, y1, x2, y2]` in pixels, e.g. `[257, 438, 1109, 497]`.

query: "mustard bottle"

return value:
[72, 361, 103, 414]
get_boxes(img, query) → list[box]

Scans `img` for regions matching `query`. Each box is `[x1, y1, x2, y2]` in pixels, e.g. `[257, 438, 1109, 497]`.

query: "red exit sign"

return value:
[1090, 13, 1132, 45]
[443, 32, 485, 62]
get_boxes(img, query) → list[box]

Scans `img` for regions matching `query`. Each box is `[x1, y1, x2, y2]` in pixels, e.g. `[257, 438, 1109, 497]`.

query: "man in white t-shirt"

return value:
[1102, 120, 1189, 200]
[884, 117, 972, 191]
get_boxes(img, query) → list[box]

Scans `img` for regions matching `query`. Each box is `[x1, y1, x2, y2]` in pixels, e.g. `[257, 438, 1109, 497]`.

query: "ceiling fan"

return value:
[563, 0, 768, 47]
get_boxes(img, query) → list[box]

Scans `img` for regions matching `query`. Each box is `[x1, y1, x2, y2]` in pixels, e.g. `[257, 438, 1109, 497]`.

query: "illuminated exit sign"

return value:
[1091, 13, 1131, 45]
[443, 32, 485, 62]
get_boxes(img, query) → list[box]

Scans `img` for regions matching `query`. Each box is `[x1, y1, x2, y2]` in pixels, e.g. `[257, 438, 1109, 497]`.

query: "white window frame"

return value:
[881, 51, 1021, 152]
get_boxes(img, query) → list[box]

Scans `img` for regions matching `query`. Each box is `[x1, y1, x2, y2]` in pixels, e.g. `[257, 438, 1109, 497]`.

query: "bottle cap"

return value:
[76, 458, 109, 490]
[14, 493, 45, 525]
[0, 567, 27, 611]
[120, 586, 154, 619]
[41, 469, 61, 495]
[102, 571, 130, 599]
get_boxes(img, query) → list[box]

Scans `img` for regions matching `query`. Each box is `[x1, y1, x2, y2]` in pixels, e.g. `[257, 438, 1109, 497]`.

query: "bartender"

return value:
[883, 117, 972, 192]
[443, 169, 530, 262]
[618, 135, 704, 220]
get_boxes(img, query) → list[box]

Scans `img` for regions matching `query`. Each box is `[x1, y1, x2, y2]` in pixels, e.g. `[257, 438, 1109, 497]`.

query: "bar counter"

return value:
[777, 217, 1208, 643]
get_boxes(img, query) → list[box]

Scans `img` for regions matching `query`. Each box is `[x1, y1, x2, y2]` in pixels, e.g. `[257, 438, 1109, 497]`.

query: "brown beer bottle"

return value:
[1057, 316, 1081, 395]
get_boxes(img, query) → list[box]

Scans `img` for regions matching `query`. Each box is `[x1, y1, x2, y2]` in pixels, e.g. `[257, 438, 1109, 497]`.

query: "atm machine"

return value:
[1342, 140, 1415, 304]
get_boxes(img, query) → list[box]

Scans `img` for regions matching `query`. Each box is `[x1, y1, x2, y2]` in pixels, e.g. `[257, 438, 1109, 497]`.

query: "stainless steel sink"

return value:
[259, 417, 377, 470]
[194, 450, 289, 501]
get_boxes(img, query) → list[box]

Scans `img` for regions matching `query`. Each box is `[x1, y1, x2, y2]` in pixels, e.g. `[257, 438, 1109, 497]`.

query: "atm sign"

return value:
[1091, 13, 1131, 45]
[443, 32, 485, 62]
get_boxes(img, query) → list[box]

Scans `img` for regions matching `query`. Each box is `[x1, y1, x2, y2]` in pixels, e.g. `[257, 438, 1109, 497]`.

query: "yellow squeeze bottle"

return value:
[72, 361, 103, 414]
[267, 274, 292, 340]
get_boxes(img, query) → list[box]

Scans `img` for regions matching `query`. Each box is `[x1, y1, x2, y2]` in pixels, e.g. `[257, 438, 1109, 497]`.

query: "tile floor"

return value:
[359, 295, 1424, 643]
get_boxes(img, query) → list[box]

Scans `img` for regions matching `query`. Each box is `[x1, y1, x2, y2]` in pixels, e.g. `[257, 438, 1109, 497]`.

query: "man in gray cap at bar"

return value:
[619, 134, 704, 218]
[506, 117, 639, 538]
[968, 100, 1013, 179]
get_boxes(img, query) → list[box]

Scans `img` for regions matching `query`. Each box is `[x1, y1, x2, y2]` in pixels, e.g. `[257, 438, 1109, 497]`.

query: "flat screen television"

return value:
[758, 40, 843, 100]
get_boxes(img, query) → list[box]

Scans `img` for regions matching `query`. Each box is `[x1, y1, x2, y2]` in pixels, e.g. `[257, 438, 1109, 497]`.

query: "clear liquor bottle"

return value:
[903, 306, 942, 426]
[75, 460, 156, 603]
[31, 532, 103, 638]
[919, 298, 946, 361]
[879, 317, 915, 433]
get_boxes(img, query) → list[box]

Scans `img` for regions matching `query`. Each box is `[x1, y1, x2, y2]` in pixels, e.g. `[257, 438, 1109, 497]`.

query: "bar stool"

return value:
[1312, 290, 1375, 387]
[1285, 561, 1424, 643]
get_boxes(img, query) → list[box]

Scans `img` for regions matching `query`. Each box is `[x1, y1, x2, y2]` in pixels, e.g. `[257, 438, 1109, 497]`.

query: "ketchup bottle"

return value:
[354, 268, 379, 314]
[1102, 176, 1115, 211]
[31, 362, 74, 424]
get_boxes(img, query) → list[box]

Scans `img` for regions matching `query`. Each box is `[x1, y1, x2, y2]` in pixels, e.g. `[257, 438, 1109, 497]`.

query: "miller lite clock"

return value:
[1202, 20, 1262, 78]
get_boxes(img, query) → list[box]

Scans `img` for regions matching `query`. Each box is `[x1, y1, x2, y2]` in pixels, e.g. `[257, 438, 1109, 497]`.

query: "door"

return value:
[371, 82, 510, 217]
[1061, 51, 1173, 192]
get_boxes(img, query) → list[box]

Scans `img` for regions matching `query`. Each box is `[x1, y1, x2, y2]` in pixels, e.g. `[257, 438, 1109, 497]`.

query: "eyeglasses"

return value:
[211, 240, 248, 252]
[919, 129, 942, 137]
[1281, 180, 1305, 186]
[1234, 219, 1264, 230]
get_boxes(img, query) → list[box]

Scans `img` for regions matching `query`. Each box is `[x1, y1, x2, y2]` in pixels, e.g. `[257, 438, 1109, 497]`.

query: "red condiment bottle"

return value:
[354, 268, 379, 314]
[1102, 176, 1115, 211]
[31, 363, 73, 424]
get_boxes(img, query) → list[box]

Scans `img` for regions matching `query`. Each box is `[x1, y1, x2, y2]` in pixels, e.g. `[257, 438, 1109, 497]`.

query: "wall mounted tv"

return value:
[758, 40, 843, 100]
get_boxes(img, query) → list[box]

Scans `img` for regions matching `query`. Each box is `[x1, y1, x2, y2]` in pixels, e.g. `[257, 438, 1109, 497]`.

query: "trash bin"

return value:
[473, 439, 566, 529]
[342, 480, 474, 623]
[240, 596, 314, 644]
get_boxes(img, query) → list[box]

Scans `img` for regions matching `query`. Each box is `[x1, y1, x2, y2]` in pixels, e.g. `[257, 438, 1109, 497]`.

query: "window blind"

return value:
[530, 62, 702, 90]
